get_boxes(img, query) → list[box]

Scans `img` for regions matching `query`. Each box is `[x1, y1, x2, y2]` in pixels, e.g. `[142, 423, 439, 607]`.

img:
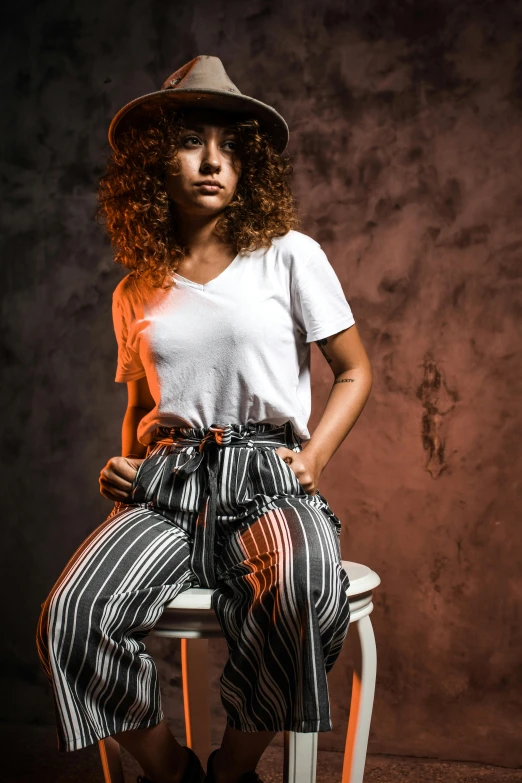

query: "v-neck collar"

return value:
[172, 251, 241, 290]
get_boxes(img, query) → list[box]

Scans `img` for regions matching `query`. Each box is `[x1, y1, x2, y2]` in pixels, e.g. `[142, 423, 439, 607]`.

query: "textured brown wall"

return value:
[2, 0, 521, 768]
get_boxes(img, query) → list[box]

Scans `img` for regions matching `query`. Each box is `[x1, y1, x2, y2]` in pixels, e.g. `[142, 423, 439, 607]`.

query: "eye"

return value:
[181, 135, 237, 150]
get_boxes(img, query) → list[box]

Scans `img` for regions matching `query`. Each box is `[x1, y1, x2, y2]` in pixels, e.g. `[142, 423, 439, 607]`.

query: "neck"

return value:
[171, 205, 226, 255]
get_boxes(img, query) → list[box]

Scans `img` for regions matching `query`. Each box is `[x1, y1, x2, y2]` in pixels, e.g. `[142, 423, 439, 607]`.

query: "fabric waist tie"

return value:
[151, 421, 301, 588]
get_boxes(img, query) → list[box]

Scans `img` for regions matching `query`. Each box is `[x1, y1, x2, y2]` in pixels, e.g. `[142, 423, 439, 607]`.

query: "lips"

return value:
[195, 184, 222, 195]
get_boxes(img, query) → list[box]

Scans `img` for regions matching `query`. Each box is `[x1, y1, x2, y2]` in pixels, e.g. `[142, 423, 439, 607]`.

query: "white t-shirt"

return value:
[112, 229, 356, 446]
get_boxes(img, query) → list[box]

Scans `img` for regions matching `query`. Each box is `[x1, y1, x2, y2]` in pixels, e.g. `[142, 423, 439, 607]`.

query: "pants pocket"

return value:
[130, 446, 197, 505]
[271, 448, 308, 495]
[129, 458, 147, 502]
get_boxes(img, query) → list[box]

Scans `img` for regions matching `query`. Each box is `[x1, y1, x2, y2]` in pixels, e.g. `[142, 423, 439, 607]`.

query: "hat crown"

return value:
[161, 55, 241, 96]
[108, 55, 289, 154]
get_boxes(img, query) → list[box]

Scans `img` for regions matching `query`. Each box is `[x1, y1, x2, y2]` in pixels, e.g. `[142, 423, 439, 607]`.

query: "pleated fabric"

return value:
[36, 421, 351, 752]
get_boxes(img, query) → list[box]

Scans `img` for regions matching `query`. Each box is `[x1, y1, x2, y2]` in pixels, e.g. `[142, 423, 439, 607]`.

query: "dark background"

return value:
[1, 0, 521, 770]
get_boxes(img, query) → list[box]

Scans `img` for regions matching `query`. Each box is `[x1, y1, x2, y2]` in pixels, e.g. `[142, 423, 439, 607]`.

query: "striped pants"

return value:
[36, 421, 351, 753]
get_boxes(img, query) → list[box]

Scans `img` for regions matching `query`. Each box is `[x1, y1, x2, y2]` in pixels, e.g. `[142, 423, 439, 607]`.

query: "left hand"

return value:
[275, 446, 322, 496]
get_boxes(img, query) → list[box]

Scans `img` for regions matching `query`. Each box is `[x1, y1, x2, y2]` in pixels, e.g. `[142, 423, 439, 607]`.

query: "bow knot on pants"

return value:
[198, 423, 236, 448]
[158, 421, 271, 589]
[36, 421, 351, 753]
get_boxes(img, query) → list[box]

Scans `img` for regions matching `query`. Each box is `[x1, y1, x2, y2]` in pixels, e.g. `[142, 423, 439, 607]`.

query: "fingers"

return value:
[276, 447, 320, 495]
[99, 476, 133, 501]
[115, 456, 143, 482]
[275, 446, 294, 464]
[99, 455, 143, 502]
[99, 486, 132, 502]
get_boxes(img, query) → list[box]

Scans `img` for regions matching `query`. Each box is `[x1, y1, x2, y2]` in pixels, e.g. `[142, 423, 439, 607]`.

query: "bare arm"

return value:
[304, 323, 372, 471]
[276, 323, 372, 494]
[122, 376, 156, 458]
[99, 376, 156, 502]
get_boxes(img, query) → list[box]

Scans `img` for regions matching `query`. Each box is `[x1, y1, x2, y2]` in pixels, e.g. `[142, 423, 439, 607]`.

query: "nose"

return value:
[200, 139, 223, 172]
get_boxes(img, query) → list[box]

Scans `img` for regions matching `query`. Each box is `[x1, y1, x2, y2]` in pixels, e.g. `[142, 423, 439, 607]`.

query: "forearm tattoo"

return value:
[315, 337, 355, 384]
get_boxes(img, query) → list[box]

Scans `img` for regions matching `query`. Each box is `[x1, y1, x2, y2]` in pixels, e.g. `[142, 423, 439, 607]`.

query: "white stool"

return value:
[98, 560, 380, 783]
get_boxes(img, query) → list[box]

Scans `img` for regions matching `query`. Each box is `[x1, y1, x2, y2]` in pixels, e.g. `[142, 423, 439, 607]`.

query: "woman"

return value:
[36, 56, 372, 783]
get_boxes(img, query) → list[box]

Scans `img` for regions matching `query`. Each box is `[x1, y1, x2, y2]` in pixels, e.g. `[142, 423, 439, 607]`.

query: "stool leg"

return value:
[283, 731, 318, 783]
[341, 614, 377, 783]
[181, 637, 212, 767]
[98, 736, 125, 783]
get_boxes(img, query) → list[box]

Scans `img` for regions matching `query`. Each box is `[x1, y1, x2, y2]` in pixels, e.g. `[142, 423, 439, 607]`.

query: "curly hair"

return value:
[96, 105, 301, 289]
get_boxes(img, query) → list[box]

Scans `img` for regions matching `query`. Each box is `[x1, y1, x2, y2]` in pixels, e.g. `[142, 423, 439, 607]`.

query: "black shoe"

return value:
[206, 747, 264, 783]
[137, 745, 206, 783]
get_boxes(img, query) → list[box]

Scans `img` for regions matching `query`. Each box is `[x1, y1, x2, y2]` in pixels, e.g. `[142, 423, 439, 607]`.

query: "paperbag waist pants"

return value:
[36, 421, 351, 752]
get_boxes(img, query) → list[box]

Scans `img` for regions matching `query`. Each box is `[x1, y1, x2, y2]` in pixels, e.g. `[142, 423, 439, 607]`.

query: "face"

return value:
[165, 110, 242, 218]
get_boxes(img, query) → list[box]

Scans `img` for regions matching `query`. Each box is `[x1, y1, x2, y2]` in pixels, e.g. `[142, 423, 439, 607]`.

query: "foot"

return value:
[137, 745, 204, 783]
[172, 746, 191, 783]
[237, 772, 263, 783]
[207, 747, 264, 783]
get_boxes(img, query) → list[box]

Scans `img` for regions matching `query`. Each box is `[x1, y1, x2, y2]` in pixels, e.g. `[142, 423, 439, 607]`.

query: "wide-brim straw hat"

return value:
[108, 55, 289, 154]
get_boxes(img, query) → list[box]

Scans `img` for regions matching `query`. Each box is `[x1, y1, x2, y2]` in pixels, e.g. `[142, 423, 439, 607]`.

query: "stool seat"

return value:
[98, 559, 380, 783]
[166, 560, 380, 608]
[152, 560, 380, 639]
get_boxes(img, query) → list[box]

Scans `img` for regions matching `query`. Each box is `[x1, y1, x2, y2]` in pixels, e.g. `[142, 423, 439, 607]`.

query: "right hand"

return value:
[99, 456, 146, 502]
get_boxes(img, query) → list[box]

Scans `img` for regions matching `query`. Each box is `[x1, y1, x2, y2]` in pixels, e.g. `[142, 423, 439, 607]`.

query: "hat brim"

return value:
[108, 88, 289, 154]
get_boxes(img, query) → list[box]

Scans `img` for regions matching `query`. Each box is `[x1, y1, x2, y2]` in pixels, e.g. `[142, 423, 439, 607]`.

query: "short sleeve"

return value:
[111, 292, 147, 383]
[291, 243, 356, 342]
